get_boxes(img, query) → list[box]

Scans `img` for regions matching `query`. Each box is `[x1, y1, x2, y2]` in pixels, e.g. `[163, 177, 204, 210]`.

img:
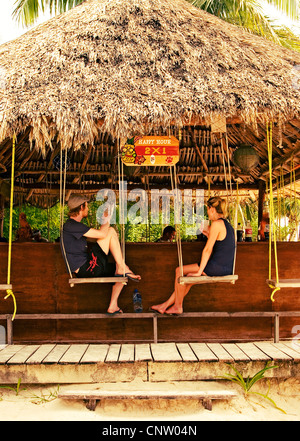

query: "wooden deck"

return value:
[0, 340, 299, 384]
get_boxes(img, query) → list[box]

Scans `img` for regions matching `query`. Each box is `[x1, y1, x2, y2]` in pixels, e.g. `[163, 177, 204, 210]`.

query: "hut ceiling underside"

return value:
[0, 120, 299, 208]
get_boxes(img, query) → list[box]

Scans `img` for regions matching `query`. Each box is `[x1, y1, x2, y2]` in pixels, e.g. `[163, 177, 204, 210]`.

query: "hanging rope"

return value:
[170, 164, 184, 277]
[267, 122, 280, 302]
[60, 145, 73, 279]
[221, 133, 238, 275]
[117, 140, 126, 276]
[4, 135, 17, 321]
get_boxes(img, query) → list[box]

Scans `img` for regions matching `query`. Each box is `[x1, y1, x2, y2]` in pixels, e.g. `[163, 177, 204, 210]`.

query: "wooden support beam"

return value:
[188, 127, 209, 172]
[19, 181, 259, 191]
[258, 179, 266, 232]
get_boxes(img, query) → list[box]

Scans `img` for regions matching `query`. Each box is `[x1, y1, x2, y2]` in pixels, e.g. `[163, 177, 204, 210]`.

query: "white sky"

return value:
[0, 0, 299, 45]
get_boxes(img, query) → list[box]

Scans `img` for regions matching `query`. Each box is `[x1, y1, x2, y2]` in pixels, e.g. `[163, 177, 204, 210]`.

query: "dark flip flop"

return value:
[115, 273, 141, 282]
[148, 308, 163, 315]
[106, 308, 123, 316]
[126, 272, 141, 282]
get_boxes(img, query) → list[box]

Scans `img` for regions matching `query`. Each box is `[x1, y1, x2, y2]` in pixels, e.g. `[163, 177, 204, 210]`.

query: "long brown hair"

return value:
[207, 196, 228, 217]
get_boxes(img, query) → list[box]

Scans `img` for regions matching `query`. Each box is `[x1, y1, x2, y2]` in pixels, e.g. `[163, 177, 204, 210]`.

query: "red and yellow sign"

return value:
[121, 136, 179, 166]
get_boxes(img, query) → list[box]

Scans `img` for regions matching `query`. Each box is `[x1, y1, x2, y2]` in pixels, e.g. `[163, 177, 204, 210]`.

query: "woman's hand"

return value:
[101, 208, 111, 225]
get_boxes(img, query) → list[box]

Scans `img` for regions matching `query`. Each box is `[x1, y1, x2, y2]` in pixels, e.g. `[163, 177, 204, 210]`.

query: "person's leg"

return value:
[97, 227, 140, 279]
[151, 263, 198, 314]
[107, 282, 124, 314]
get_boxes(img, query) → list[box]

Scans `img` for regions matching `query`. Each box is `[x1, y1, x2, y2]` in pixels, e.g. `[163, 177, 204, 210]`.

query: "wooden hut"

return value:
[0, 0, 299, 344]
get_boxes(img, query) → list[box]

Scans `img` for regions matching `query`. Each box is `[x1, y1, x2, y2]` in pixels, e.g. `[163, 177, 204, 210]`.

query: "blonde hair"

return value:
[207, 196, 228, 217]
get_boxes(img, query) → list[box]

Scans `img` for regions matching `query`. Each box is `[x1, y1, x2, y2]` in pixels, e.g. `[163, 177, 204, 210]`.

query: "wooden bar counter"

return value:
[0, 242, 299, 343]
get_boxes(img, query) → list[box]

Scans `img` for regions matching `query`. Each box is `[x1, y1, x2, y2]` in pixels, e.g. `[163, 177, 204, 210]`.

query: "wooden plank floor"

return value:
[0, 341, 299, 364]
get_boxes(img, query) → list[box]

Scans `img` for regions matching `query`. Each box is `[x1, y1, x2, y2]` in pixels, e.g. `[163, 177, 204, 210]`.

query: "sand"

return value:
[0, 378, 299, 421]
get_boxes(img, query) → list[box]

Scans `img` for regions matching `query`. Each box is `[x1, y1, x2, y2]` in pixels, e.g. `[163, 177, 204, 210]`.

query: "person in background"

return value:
[258, 213, 270, 241]
[32, 229, 49, 243]
[156, 226, 176, 242]
[151, 197, 235, 315]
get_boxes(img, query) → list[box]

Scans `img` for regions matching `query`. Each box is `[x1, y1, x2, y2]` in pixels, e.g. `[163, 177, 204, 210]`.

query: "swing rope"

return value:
[267, 122, 280, 302]
[4, 135, 17, 321]
[60, 141, 127, 282]
[170, 164, 184, 277]
[117, 140, 126, 276]
[177, 131, 238, 283]
[60, 145, 73, 279]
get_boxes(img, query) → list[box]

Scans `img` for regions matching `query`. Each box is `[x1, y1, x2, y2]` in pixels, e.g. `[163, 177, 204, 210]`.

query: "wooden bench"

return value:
[267, 279, 300, 289]
[69, 277, 128, 288]
[179, 275, 238, 285]
[1, 311, 300, 344]
[58, 387, 238, 411]
[0, 285, 12, 290]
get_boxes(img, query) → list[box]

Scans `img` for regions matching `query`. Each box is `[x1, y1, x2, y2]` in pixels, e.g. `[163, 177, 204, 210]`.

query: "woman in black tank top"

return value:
[150, 197, 236, 315]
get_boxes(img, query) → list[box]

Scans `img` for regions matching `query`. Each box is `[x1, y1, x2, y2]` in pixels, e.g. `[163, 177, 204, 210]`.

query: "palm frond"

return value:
[13, 0, 42, 26]
[12, 0, 84, 26]
[189, 0, 300, 48]
[265, 0, 299, 20]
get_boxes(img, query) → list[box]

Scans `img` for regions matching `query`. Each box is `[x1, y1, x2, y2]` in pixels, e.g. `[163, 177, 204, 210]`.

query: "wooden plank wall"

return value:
[0, 242, 299, 343]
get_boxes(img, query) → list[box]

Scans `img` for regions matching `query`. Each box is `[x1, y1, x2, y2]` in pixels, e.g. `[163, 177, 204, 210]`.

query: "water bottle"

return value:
[133, 289, 143, 313]
[237, 223, 244, 242]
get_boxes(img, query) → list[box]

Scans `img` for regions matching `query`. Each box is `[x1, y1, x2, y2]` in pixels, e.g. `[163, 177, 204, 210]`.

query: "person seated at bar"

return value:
[32, 229, 49, 243]
[61, 194, 141, 314]
[155, 226, 176, 242]
[258, 213, 270, 241]
[151, 196, 235, 315]
[14, 212, 33, 242]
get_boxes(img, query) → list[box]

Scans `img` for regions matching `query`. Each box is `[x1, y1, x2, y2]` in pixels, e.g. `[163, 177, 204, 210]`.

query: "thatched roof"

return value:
[0, 0, 299, 207]
[0, 0, 300, 152]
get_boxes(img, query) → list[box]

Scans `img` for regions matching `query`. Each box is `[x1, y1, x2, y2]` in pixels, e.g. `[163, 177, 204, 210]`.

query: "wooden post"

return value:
[258, 179, 266, 235]
[274, 313, 280, 343]
[6, 315, 13, 345]
[153, 315, 158, 343]
[85, 399, 97, 411]
[0, 195, 4, 237]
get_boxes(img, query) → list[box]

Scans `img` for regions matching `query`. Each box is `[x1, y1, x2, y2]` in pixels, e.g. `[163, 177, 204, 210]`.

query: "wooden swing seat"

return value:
[266, 279, 300, 289]
[69, 277, 128, 288]
[0, 284, 12, 290]
[179, 275, 238, 285]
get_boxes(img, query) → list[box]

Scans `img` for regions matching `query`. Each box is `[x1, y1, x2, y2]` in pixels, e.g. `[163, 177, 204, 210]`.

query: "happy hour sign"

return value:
[121, 136, 179, 166]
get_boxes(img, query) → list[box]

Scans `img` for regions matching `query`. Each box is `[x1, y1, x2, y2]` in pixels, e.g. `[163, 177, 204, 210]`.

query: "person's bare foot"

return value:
[150, 304, 167, 314]
[165, 305, 183, 315]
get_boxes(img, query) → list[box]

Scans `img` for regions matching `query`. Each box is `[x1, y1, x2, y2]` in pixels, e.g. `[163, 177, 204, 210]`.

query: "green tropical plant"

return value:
[189, 0, 300, 50]
[12, 0, 300, 50]
[29, 385, 60, 405]
[0, 378, 25, 396]
[221, 362, 286, 413]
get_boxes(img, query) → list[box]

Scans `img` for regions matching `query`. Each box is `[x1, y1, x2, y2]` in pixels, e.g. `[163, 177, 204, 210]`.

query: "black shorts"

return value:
[76, 243, 116, 278]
